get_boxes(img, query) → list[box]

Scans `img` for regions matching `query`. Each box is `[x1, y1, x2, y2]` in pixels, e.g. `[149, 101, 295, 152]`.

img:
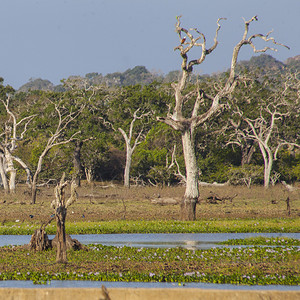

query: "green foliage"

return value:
[80, 137, 111, 180]
[1, 66, 299, 186]
[1, 218, 299, 235]
[132, 123, 183, 184]
[197, 153, 233, 183]
[276, 150, 300, 182]
[228, 165, 264, 187]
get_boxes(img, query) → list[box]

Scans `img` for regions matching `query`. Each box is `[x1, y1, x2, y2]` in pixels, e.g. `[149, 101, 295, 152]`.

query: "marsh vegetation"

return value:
[0, 184, 299, 285]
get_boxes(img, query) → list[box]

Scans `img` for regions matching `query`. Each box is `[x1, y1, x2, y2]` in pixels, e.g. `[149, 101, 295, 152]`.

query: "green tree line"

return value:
[0, 69, 299, 190]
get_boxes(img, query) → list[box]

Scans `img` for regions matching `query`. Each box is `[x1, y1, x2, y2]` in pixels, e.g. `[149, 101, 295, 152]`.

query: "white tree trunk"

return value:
[124, 147, 132, 188]
[181, 130, 198, 220]
[0, 155, 8, 192]
[12, 156, 32, 187]
[5, 149, 16, 193]
[31, 148, 48, 204]
[263, 151, 273, 189]
[31, 152, 48, 204]
[258, 142, 273, 189]
[84, 167, 93, 184]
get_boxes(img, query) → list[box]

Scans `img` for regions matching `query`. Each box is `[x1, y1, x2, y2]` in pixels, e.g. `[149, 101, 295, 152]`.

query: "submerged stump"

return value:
[51, 233, 86, 251]
[29, 228, 51, 251]
[29, 230, 85, 251]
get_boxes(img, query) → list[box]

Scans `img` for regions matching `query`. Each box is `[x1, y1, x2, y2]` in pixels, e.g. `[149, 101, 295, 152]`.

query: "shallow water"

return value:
[0, 233, 299, 290]
[1, 232, 299, 250]
[0, 280, 299, 290]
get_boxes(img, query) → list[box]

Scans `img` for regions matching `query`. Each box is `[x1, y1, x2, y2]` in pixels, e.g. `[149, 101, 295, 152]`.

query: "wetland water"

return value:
[1, 232, 299, 290]
[0, 280, 299, 290]
[1, 232, 299, 249]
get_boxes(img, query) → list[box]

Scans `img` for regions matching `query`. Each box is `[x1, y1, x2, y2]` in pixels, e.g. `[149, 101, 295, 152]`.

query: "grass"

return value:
[0, 218, 299, 235]
[0, 183, 299, 225]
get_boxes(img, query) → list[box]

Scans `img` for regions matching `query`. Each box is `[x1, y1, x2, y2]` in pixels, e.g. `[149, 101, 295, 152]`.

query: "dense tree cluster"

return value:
[0, 65, 299, 193]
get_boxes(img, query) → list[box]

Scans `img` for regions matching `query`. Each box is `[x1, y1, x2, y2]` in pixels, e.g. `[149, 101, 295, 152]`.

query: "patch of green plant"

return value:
[0, 218, 299, 235]
[220, 237, 300, 246]
[0, 244, 299, 285]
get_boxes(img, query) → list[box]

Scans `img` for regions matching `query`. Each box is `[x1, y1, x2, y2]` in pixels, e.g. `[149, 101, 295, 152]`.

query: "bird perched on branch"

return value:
[180, 36, 186, 44]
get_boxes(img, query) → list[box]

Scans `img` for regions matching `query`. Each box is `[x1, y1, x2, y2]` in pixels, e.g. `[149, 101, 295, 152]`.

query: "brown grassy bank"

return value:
[0, 182, 299, 223]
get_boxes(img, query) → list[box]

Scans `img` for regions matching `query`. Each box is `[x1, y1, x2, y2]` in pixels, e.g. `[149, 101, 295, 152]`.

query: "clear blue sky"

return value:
[1, 0, 299, 89]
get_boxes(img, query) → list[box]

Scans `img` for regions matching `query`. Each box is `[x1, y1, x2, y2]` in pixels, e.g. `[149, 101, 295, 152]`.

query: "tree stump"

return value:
[29, 228, 51, 251]
[51, 233, 86, 250]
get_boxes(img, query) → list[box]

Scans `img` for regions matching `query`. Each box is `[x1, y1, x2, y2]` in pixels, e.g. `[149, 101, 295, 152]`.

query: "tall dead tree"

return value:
[157, 16, 288, 220]
[0, 96, 35, 193]
[118, 108, 150, 188]
[31, 100, 82, 204]
[51, 173, 78, 263]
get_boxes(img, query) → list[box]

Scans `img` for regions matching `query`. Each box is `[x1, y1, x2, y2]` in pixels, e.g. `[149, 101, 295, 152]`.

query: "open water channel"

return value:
[1, 232, 300, 249]
[0, 232, 299, 290]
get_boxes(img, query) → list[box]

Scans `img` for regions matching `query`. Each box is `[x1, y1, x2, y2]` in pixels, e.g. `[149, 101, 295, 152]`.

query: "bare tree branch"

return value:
[157, 15, 288, 219]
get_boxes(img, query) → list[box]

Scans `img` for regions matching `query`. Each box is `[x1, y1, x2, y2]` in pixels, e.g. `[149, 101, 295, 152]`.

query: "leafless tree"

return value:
[51, 173, 78, 263]
[101, 107, 151, 188]
[31, 99, 83, 204]
[234, 74, 299, 188]
[157, 15, 288, 220]
[0, 152, 8, 191]
[166, 144, 186, 184]
[118, 108, 151, 188]
[0, 96, 35, 193]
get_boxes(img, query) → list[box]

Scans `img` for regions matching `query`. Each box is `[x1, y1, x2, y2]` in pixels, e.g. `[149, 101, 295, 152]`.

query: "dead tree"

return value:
[157, 15, 287, 220]
[29, 218, 53, 251]
[0, 151, 8, 192]
[0, 96, 35, 193]
[51, 173, 78, 263]
[101, 108, 151, 188]
[31, 99, 83, 204]
[234, 73, 299, 188]
[118, 108, 151, 188]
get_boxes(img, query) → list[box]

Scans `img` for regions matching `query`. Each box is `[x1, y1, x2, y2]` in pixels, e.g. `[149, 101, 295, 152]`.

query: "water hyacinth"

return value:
[0, 240, 298, 285]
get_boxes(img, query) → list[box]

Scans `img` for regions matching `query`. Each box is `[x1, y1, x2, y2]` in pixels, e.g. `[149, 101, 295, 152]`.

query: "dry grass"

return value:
[0, 182, 299, 223]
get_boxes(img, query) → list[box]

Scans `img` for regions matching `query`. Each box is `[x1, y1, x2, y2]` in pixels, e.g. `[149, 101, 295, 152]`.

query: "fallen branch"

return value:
[205, 192, 237, 204]
[199, 181, 230, 187]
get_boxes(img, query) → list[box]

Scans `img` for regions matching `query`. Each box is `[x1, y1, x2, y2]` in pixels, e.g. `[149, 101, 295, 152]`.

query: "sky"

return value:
[0, 0, 299, 89]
